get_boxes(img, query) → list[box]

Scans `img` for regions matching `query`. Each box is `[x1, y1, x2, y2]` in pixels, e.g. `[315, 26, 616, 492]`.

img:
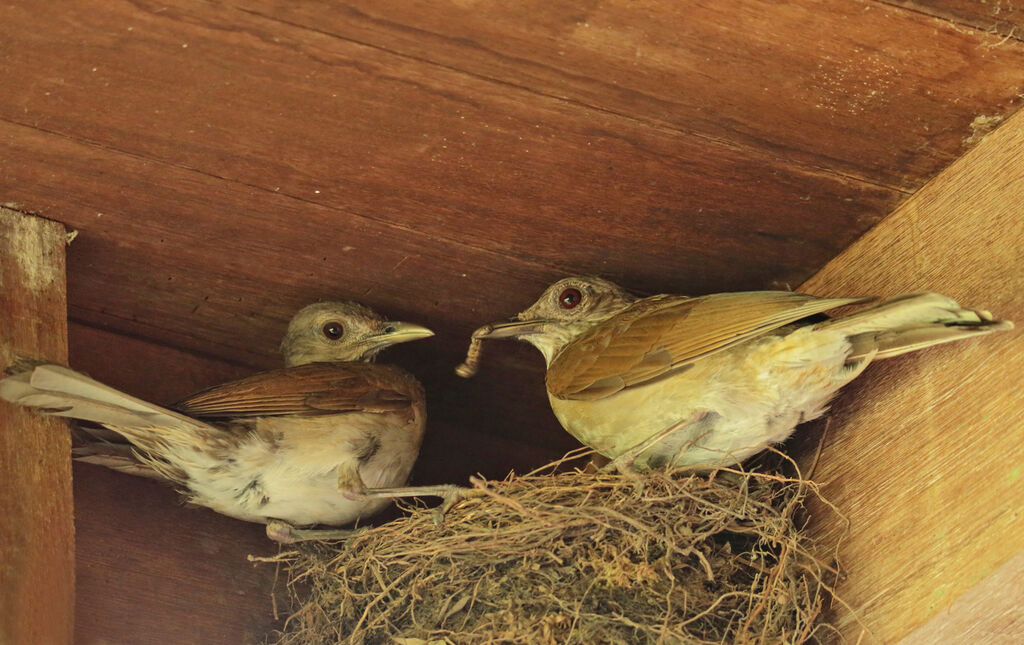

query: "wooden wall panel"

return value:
[0, 125, 577, 449]
[0, 210, 74, 644]
[794, 105, 1024, 642]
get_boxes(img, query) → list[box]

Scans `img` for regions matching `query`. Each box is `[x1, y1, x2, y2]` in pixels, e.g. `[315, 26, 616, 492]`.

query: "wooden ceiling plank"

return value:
[231, 0, 1024, 189]
[795, 103, 1024, 642]
[0, 0, 899, 292]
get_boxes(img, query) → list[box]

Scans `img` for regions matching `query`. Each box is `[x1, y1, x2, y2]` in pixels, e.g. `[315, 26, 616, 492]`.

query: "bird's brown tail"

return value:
[818, 292, 1013, 361]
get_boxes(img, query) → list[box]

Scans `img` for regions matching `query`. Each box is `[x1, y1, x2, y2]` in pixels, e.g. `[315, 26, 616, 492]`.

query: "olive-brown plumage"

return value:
[461, 277, 1012, 470]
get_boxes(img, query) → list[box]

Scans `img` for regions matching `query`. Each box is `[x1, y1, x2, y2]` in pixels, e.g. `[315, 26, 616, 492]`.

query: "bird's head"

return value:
[280, 301, 434, 366]
[472, 276, 637, 365]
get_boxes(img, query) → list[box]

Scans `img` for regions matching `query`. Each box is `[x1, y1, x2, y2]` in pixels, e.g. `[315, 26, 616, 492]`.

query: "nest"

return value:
[259, 453, 840, 644]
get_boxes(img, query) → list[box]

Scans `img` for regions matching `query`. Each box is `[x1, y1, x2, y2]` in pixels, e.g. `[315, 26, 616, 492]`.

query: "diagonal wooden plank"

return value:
[897, 549, 1024, 644]
[795, 105, 1024, 642]
[0, 208, 74, 644]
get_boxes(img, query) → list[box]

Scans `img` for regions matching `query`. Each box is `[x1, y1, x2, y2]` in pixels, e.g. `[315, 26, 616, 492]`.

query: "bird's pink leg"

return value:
[264, 519, 365, 544]
[362, 484, 470, 523]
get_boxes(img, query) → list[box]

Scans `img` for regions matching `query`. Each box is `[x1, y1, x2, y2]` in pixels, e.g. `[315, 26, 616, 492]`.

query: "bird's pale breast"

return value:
[186, 408, 425, 526]
[549, 326, 855, 469]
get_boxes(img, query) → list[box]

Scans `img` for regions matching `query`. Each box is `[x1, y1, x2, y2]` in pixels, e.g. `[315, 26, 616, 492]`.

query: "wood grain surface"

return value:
[886, 1, 1024, 37]
[795, 105, 1024, 643]
[0, 209, 74, 644]
[898, 549, 1024, 644]
[236, 0, 1024, 189]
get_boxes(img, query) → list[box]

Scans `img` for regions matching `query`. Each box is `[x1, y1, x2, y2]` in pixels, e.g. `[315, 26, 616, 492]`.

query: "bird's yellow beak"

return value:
[366, 322, 434, 348]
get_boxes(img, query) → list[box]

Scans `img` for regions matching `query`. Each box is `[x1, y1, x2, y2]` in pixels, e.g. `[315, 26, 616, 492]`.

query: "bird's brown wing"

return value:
[547, 291, 868, 401]
[174, 362, 420, 418]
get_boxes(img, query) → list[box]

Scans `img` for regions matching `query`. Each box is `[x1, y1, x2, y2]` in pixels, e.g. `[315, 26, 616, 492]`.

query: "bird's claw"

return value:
[430, 485, 468, 525]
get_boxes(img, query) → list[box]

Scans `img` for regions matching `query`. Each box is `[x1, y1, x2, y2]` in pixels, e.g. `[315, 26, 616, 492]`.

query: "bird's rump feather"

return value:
[547, 292, 868, 400]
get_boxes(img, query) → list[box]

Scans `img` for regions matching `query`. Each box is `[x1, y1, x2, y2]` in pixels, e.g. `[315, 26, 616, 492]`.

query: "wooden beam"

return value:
[796, 107, 1024, 641]
[0, 208, 74, 644]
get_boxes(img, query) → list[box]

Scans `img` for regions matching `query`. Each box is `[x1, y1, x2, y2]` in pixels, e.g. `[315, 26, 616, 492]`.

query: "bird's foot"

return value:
[598, 459, 647, 498]
[265, 519, 365, 544]
[600, 456, 636, 474]
[362, 484, 471, 524]
[432, 485, 470, 524]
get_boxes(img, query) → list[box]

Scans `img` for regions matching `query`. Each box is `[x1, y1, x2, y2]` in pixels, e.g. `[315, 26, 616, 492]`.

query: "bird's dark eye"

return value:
[322, 321, 344, 340]
[558, 287, 583, 309]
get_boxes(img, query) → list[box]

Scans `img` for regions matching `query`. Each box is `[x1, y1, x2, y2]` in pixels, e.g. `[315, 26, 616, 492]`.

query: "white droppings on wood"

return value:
[0, 208, 64, 294]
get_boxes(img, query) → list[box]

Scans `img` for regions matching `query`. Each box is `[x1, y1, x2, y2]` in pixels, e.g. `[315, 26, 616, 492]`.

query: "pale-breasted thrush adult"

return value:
[459, 276, 1012, 470]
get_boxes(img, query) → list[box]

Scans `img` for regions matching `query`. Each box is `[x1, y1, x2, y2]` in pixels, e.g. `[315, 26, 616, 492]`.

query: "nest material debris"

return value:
[259, 458, 839, 645]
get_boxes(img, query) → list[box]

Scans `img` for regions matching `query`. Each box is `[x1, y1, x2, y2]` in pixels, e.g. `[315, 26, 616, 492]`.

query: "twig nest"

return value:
[263, 464, 836, 644]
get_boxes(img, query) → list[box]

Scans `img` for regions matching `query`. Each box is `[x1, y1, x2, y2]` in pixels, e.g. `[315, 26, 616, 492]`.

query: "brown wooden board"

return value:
[233, 0, 1024, 189]
[886, 1, 1024, 38]
[0, 0, 899, 288]
[794, 107, 1024, 642]
[0, 209, 74, 644]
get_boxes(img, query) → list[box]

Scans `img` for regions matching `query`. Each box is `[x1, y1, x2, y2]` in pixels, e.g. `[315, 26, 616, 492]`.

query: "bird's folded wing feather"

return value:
[174, 362, 419, 418]
[547, 291, 869, 401]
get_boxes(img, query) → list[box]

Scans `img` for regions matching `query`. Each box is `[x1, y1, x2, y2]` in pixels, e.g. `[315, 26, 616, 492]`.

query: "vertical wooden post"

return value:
[0, 207, 74, 643]
[796, 111, 1024, 642]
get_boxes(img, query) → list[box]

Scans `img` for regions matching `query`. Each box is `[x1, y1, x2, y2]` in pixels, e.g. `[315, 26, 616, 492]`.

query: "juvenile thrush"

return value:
[0, 302, 433, 542]
[458, 277, 1012, 471]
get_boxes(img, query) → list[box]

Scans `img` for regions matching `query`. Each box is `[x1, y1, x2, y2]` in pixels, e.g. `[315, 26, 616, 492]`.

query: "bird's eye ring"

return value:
[322, 321, 344, 340]
[558, 287, 583, 309]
